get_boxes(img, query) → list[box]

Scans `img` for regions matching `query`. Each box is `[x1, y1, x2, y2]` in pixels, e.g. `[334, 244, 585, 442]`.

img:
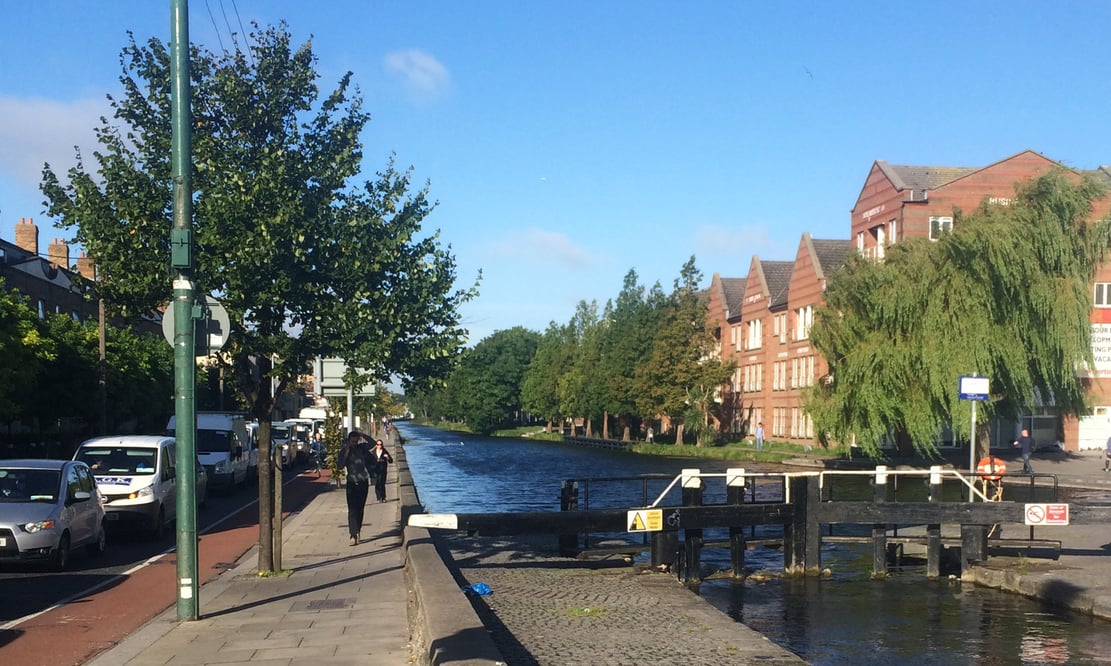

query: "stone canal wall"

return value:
[397, 443, 806, 665]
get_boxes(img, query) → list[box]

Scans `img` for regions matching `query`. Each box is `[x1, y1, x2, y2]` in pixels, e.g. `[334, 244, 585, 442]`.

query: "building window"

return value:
[795, 305, 813, 341]
[929, 216, 953, 241]
[746, 319, 762, 350]
[888, 219, 897, 245]
[36, 300, 45, 319]
[1095, 283, 1111, 307]
[856, 231, 864, 253]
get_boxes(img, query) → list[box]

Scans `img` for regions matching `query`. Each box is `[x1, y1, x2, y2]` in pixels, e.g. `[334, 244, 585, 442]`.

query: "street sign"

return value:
[627, 509, 663, 532]
[162, 295, 231, 356]
[958, 375, 990, 401]
[319, 357, 376, 397]
[1024, 503, 1070, 526]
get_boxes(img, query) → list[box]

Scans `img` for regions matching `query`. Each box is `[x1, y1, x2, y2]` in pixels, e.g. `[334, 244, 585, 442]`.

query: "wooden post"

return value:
[651, 531, 678, 569]
[784, 475, 813, 573]
[872, 466, 889, 577]
[558, 480, 579, 556]
[680, 468, 703, 583]
[727, 468, 746, 577]
[927, 466, 942, 579]
[960, 524, 988, 577]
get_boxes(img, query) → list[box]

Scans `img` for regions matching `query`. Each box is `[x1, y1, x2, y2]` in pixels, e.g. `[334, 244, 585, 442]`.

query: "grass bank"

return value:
[407, 419, 837, 465]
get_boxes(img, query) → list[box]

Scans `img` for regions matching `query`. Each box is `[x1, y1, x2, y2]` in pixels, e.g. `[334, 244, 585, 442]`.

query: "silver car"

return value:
[0, 459, 107, 570]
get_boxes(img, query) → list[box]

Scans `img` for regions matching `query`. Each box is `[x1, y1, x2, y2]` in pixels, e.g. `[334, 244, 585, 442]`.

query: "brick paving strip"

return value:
[441, 533, 805, 666]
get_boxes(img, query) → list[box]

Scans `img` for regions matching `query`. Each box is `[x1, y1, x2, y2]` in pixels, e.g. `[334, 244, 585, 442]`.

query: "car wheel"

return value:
[51, 532, 71, 571]
[87, 521, 107, 557]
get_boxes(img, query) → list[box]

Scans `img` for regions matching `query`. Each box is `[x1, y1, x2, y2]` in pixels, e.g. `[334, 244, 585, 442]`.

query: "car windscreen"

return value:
[271, 425, 291, 440]
[196, 430, 233, 454]
[76, 446, 159, 475]
[0, 468, 61, 502]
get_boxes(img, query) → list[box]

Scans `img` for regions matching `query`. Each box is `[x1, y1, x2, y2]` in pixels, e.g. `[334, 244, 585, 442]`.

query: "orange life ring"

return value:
[976, 456, 1007, 481]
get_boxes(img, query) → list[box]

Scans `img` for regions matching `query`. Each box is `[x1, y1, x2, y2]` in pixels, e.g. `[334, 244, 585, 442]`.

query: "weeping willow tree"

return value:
[805, 170, 1111, 458]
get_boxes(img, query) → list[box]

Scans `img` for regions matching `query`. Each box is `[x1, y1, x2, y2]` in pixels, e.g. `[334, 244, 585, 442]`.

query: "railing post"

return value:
[558, 480, 579, 557]
[680, 468, 703, 583]
[872, 466, 890, 578]
[726, 468, 746, 577]
[784, 475, 816, 574]
[961, 524, 988, 577]
[927, 466, 942, 579]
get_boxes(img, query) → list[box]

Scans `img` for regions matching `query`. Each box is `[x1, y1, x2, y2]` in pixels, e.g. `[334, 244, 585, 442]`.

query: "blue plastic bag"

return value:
[465, 582, 492, 596]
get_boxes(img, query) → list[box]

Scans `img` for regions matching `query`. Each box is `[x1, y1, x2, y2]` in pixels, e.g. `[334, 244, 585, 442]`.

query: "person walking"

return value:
[1013, 428, 1034, 474]
[754, 422, 765, 452]
[337, 430, 374, 545]
[371, 438, 394, 503]
[1104, 434, 1111, 472]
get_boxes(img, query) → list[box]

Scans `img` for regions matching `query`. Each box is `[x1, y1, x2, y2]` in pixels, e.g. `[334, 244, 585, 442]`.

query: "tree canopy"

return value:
[805, 170, 1111, 457]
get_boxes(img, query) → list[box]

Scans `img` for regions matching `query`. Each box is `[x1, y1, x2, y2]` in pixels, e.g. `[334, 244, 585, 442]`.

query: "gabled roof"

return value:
[876, 162, 978, 191]
[721, 277, 746, 321]
[759, 260, 794, 310]
[808, 237, 852, 280]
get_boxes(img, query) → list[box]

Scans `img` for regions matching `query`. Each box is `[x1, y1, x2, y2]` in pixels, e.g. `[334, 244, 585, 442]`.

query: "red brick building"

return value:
[0, 217, 97, 321]
[717, 150, 1111, 452]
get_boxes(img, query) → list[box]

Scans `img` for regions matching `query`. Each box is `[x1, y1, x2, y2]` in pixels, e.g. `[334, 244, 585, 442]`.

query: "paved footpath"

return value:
[87, 460, 412, 665]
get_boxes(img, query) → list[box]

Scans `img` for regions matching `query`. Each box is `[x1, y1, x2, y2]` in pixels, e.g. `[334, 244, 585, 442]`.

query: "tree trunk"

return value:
[585, 418, 593, 437]
[602, 411, 609, 440]
[675, 423, 685, 446]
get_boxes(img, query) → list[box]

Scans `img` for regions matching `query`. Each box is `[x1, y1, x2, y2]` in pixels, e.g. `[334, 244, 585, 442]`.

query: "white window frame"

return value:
[1095, 283, 1111, 308]
[929, 216, 953, 241]
[795, 305, 813, 341]
[746, 319, 762, 350]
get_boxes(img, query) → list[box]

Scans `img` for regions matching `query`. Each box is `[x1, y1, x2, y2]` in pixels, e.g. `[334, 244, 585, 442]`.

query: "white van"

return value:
[166, 412, 250, 491]
[73, 435, 206, 538]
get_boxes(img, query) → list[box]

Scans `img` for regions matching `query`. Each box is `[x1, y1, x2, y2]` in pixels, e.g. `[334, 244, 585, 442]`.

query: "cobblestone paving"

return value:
[442, 534, 806, 665]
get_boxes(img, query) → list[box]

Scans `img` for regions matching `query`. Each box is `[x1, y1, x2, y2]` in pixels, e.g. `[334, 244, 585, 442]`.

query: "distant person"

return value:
[755, 422, 765, 452]
[1013, 428, 1034, 474]
[1104, 435, 1111, 472]
[371, 439, 394, 503]
[646, 426, 654, 443]
[337, 431, 374, 545]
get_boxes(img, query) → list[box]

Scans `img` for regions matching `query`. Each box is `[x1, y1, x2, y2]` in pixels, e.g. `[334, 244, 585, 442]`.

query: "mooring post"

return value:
[558, 480, 579, 556]
[927, 466, 943, 579]
[680, 468, 703, 583]
[784, 474, 814, 573]
[872, 466, 890, 577]
[726, 468, 746, 577]
[960, 524, 988, 577]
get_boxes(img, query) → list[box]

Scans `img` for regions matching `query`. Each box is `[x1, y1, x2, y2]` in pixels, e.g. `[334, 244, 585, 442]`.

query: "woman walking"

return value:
[371, 439, 394, 502]
[337, 431, 374, 545]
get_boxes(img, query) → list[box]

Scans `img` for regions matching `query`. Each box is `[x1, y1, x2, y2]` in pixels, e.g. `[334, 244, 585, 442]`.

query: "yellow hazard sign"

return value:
[627, 509, 663, 532]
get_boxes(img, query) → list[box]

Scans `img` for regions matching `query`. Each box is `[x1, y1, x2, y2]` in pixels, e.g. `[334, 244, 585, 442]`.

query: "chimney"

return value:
[15, 217, 38, 255]
[76, 251, 97, 280]
[48, 237, 70, 269]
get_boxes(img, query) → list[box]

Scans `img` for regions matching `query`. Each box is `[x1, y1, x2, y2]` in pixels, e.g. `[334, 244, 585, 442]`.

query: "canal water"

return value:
[399, 423, 1111, 665]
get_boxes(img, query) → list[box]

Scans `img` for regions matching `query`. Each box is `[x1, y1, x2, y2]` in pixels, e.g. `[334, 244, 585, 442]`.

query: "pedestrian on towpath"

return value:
[755, 422, 765, 452]
[337, 430, 373, 545]
[371, 438, 393, 502]
[1013, 428, 1034, 474]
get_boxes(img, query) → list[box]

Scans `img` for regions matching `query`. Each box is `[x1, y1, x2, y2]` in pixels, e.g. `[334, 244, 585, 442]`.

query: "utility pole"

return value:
[170, 0, 199, 621]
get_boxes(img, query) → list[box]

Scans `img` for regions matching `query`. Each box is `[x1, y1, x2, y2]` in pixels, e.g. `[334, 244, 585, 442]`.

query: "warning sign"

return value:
[1024, 503, 1070, 526]
[627, 509, 663, 532]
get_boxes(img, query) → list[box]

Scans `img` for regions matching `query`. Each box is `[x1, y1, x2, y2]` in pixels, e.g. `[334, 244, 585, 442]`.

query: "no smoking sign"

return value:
[1024, 503, 1069, 526]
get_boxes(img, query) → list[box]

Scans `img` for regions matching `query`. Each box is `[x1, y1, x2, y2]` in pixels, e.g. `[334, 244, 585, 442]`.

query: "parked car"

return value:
[0, 459, 107, 570]
[271, 422, 294, 468]
[74, 435, 204, 538]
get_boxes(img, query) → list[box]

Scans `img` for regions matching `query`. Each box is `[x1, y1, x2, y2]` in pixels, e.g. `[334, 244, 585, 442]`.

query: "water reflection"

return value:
[400, 423, 1110, 664]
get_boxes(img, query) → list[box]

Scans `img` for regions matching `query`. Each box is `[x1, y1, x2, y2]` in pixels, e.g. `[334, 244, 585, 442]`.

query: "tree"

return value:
[557, 301, 604, 436]
[598, 270, 665, 440]
[40, 23, 474, 571]
[451, 327, 540, 435]
[805, 170, 1111, 458]
[633, 257, 733, 445]
[0, 283, 52, 422]
[521, 322, 574, 432]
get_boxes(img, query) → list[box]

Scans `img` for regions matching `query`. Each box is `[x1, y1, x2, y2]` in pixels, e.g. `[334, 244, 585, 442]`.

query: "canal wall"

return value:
[397, 441, 807, 665]
[397, 445, 507, 666]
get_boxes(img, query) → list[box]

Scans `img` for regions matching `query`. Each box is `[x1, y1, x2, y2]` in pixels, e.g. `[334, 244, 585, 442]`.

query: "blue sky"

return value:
[2, 2, 1110, 344]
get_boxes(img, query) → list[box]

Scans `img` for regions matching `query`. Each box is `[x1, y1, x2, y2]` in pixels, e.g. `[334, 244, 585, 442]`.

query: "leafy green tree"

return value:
[633, 257, 733, 446]
[453, 327, 541, 435]
[806, 170, 1111, 458]
[0, 283, 53, 422]
[598, 270, 666, 439]
[40, 23, 473, 571]
[521, 322, 574, 432]
[557, 301, 604, 436]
